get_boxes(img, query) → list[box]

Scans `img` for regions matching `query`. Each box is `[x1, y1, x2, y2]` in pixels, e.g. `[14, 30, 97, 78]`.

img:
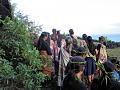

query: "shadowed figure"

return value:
[63, 47, 87, 90]
[0, 0, 12, 27]
[91, 61, 120, 90]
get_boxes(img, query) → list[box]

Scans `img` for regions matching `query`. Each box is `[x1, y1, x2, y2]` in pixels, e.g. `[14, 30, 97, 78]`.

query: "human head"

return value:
[70, 57, 86, 74]
[52, 28, 56, 34]
[87, 36, 93, 43]
[77, 47, 87, 58]
[57, 30, 60, 35]
[82, 34, 87, 40]
[103, 61, 115, 72]
[40, 32, 48, 41]
[99, 61, 115, 77]
[99, 36, 105, 44]
[69, 29, 74, 35]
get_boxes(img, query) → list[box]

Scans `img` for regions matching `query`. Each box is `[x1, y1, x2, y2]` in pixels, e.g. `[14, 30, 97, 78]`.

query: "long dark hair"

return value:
[87, 36, 96, 55]
[96, 44, 101, 62]
[37, 32, 48, 49]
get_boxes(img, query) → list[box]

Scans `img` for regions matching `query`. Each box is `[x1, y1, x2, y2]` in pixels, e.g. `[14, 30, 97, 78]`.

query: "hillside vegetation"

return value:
[107, 47, 120, 60]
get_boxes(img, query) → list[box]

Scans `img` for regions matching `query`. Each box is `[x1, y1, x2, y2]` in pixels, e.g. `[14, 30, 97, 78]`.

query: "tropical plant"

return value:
[0, 17, 48, 90]
[96, 61, 111, 86]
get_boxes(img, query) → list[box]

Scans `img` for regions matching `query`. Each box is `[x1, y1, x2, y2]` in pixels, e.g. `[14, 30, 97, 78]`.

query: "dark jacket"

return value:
[91, 77, 120, 90]
[63, 73, 87, 90]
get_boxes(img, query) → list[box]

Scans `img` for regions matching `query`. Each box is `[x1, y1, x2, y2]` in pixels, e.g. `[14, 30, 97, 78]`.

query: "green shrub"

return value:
[0, 57, 15, 86]
[0, 17, 47, 89]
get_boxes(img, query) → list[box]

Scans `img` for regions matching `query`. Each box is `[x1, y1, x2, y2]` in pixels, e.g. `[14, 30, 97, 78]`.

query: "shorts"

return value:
[84, 57, 96, 76]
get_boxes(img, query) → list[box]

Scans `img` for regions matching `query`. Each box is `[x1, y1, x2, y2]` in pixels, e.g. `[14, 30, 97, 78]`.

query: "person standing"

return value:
[96, 36, 107, 63]
[37, 32, 52, 56]
[69, 29, 78, 49]
[51, 28, 57, 42]
[65, 29, 78, 56]
[80, 34, 88, 48]
[37, 32, 53, 76]
[63, 47, 87, 90]
[84, 36, 96, 86]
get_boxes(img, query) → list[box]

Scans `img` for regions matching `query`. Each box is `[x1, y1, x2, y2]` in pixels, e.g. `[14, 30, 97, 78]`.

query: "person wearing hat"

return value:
[91, 61, 120, 90]
[63, 47, 87, 90]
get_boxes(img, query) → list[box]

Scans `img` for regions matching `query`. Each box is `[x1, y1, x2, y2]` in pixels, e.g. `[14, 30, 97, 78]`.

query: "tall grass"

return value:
[107, 47, 120, 60]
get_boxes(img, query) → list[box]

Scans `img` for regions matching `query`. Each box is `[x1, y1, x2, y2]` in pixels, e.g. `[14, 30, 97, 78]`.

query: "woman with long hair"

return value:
[96, 36, 107, 63]
[37, 32, 52, 56]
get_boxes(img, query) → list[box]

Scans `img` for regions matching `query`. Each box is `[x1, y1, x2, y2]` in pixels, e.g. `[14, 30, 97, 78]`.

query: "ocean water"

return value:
[91, 34, 120, 42]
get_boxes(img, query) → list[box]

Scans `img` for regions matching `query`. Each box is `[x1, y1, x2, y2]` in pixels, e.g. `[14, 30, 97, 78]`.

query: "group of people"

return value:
[34, 28, 120, 90]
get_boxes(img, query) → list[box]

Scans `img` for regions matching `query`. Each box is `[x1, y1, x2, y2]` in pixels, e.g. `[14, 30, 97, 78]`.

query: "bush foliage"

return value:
[0, 17, 47, 90]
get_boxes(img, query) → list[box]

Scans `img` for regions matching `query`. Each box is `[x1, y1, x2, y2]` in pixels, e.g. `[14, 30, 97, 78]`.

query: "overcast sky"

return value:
[11, 0, 120, 36]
